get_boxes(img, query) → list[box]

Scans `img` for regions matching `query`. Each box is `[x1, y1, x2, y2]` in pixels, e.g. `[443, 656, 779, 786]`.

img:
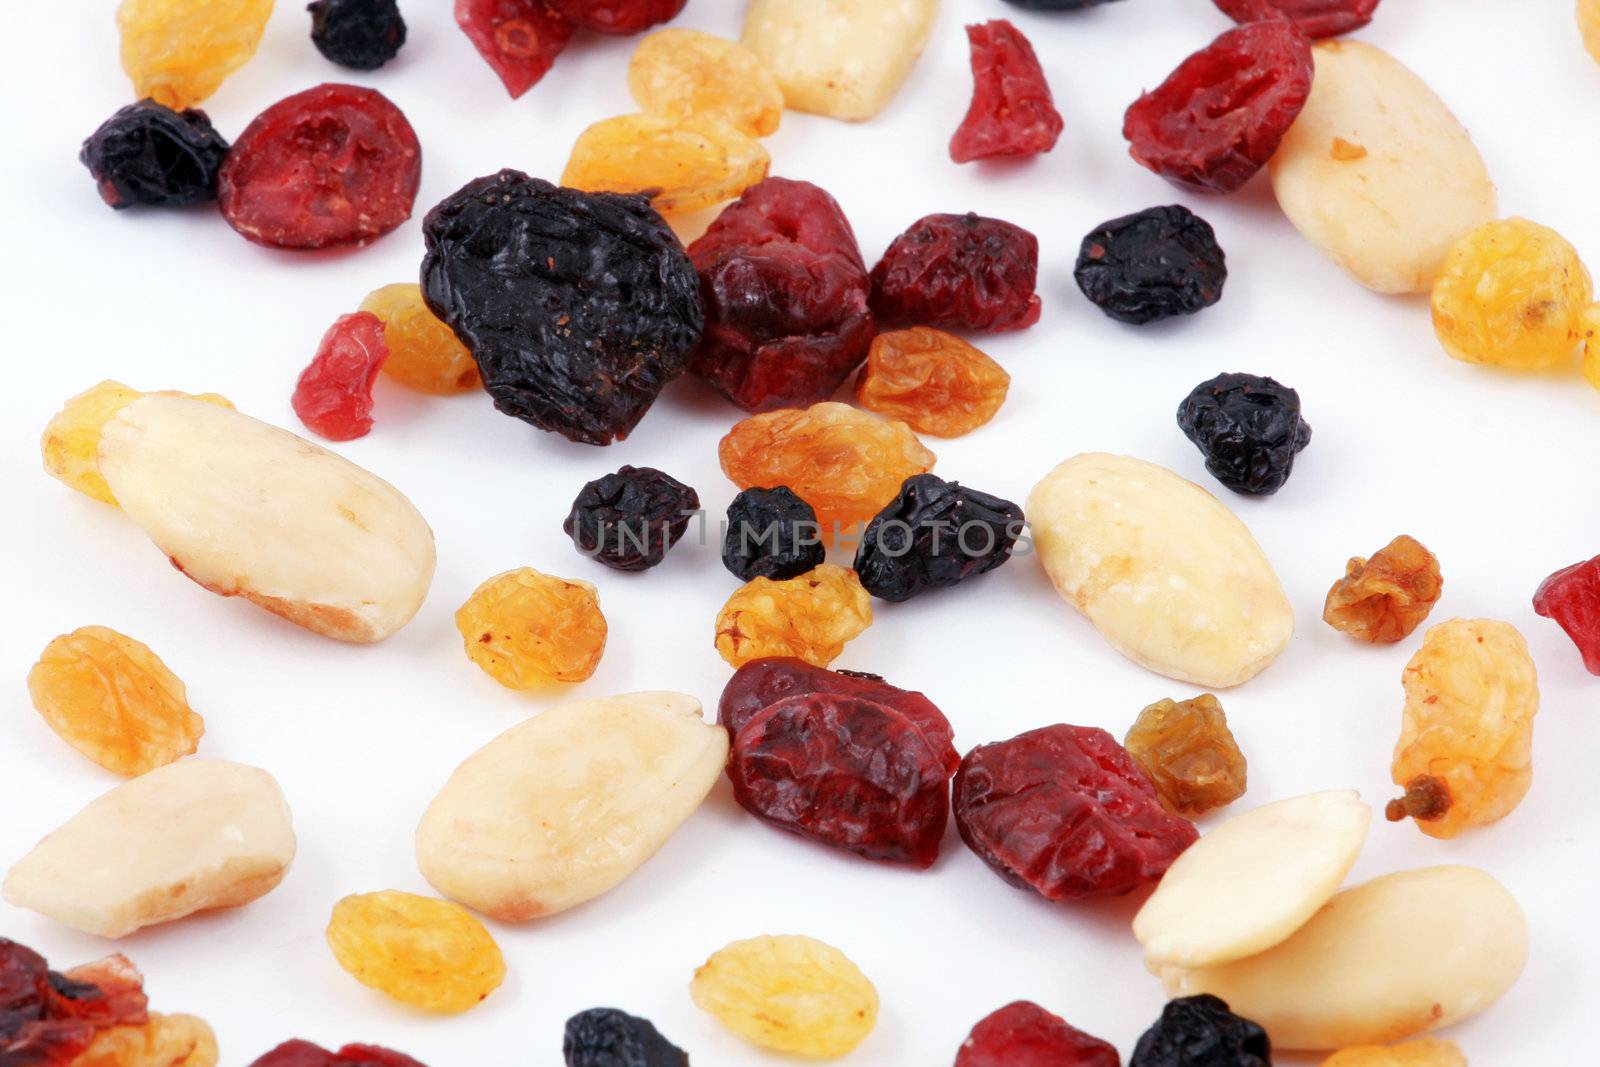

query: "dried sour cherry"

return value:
[563, 1008, 689, 1067]
[871, 213, 1042, 332]
[1075, 205, 1227, 324]
[455, 0, 574, 97]
[1124, 694, 1247, 818]
[690, 935, 878, 1058]
[722, 487, 825, 582]
[359, 284, 480, 394]
[855, 327, 1010, 438]
[561, 113, 770, 215]
[80, 101, 229, 210]
[563, 466, 699, 571]
[854, 474, 1024, 602]
[1323, 535, 1443, 644]
[117, 0, 273, 109]
[325, 891, 505, 1014]
[1533, 555, 1600, 674]
[714, 564, 872, 668]
[954, 1001, 1121, 1067]
[247, 1040, 429, 1067]
[1130, 995, 1270, 1067]
[309, 0, 408, 70]
[455, 568, 608, 688]
[1213, 0, 1380, 38]
[951, 20, 1063, 164]
[547, 0, 686, 34]
[292, 312, 390, 441]
[1177, 372, 1311, 496]
[628, 28, 783, 137]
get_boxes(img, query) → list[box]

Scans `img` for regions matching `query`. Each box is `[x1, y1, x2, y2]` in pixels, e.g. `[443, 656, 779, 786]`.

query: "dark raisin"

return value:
[871, 213, 1042, 332]
[1214, 0, 1380, 38]
[421, 170, 704, 445]
[247, 1039, 431, 1067]
[951, 20, 1063, 164]
[1075, 205, 1226, 325]
[563, 1008, 689, 1067]
[1001, 0, 1123, 7]
[1176, 372, 1311, 496]
[854, 474, 1024, 602]
[1533, 555, 1600, 675]
[455, 0, 574, 98]
[563, 465, 699, 571]
[79, 100, 229, 210]
[955, 1001, 1121, 1067]
[722, 486, 826, 582]
[1129, 995, 1270, 1067]
[308, 0, 407, 70]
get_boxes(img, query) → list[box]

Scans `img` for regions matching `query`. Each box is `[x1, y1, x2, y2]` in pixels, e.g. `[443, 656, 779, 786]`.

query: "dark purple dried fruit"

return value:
[563, 465, 699, 571]
[1176, 372, 1311, 496]
[854, 474, 1024, 602]
[870, 213, 1042, 332]
[1130, 995, 1270, 1067]
[721, 486, 825, 582]
[308, 0, 407, 70]
[1075, 205, 1226, 325]
[79, 100, 229, 209]
[563, 1008, 688, 1067]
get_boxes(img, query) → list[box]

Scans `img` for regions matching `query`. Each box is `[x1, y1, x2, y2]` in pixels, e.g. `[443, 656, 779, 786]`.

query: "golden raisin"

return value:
[1431, 217, 1592, 370]
[28, 626, 204, 777]
[1323, 535, 1443, 644]
[854, 327, 1010, 438]
[326, 890, 506, 1014]
[629, 29, 783, 138]
[715, 564, 872, 669]
[1581, 302, 1600, 392]
[73, 1013, 220, 1067]
[1581, 0, 1600, 64]
[117, 0, 274, 109]
[1124, 694, 1247, 818]
[1322, 1037, 1467, 1067]
[561, 113, 771, 215]
[455, 568, 607, 688]
[359, 284, 480, 394]
[690, 934, 879, 1058]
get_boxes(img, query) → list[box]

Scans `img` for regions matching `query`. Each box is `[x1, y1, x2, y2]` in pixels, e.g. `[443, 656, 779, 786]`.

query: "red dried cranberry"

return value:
[1533, 556, 1600, 675]
[870, 213, 1041, 332]
[247, 1040, 430, 1067]
[956, 1002, 1122, 1067]
[1122, 20, 1312, 194]
[0, 943, 148, 1067]
[545, 0, 685, 33]
[292, 312, 390, 441]
[951, 20, 1064, 164]
[688, 178, 875, 412]
[953, 725, 1198, 900]
[1213, 0, 1379, 37]
[454, 0, 573, 97]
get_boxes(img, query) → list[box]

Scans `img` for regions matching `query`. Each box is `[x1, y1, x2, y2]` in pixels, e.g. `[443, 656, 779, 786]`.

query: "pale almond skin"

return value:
[416, 692, 729, 922]
[3, 759, 296, 938]
[97, 394, 436, 643]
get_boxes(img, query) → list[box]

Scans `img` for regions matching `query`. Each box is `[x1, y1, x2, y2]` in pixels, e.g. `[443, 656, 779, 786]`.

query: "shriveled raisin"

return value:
[455, 568, 607, 688]
[1584, 303, 1600, 391]
[359, 284, 480, 394]
[326, 891, 505, 1014]
[1321, 1038, 1466, 1067]
[1323, 535, 1443, 644]
[715, 564, 872, 668]
[854, 474, 1024, 602]
[292, 313, 391, 441]
[548, 0, 685, 33]
[1584, 0, 1600, 65]
[1533, 554, 1600, 674]
[247, 1040, 429, 1067]
[1124, 694, 1248, 818]
[690, 935, 878, 1058]
[563, 466, 699, 571]
[629, 29, 782, 137]
[855, 328, 1010, 438]
[309, 0, 407, 70]
[563, 1008, 688, 1067]
[722, 487, 826, 582]
[73, 1013, 219, 1067]
[951, 20, 1063, 164]
[80, 101, 229, 210]
[1075, 205, 1227, 325]
[1130, 995, 1270, 1067]
[562, 113, 770, 215]
[1176, 372, 1312, 496]
[1213, 0, 1380, 38]
[871, 213, 1042, 332]
[455, 0, 574, 97]
[117, 0, 272, 109]
[954, 1001, 1121, 1067]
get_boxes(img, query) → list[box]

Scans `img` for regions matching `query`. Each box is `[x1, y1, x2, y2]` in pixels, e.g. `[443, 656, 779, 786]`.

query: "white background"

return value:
[0, 0, 1594, 1063]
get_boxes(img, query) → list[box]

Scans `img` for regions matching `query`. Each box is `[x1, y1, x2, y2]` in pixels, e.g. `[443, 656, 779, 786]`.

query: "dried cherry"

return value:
[79, 100, 229, 210]
[854, 474, 1024, 602]
[563, 1008, 688, 1067]
[1129, 995, 1270, 1067]
[1177, 372, 1311, 496]
[1213, 0, 1380, 38]
[454, 0, 573, 97]
[722, 487, 825, 582]
[546, 0, 685, 34]
[247, 1040, 429, 1067]
[563, 465, 699, 571]
[308, 0, 407, 70]
[951, 20, 1063, 164]
[870, 213, 1042, 332]
[0, 941, 150, 1067]
[1533, 555, 1600, 675]
[292, 312, 390, 441]
[1075, 205, 1227, 324]
[955, 1001, 1121, 1067]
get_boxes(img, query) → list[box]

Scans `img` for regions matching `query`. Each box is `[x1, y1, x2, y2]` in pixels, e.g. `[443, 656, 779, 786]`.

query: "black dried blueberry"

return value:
[722, 486, 825, 582]
[564, 466, 699, 572]
[79, 100, 230, 210]
[563, 1007, 689, 1067]
[1130, 994, 1270, 1067]
[1177, 372, 1311, 496]
[854, 474, 1024, 602]
[421, 170, 704, 446]
[308, 0, 407, 70]
[1075, 205, 1226, 325]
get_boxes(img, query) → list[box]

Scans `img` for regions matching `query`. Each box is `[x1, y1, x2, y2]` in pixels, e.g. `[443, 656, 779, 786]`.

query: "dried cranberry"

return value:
[563, 465, 699, 571]
[956, 1002, 1122, 1067]
[1213, 0, 1379, 37]
[292, 312, 390, 441]
[455, 0, 574, 97]
[953, 725, 1198, 901]
[0, 943, 148, 1067]
[951, 20, 1063, 164]
[219, 83, 421, 249]
[545, 0, 685, 33]
[1123, 20, 1312, 194]
[1533, 556, 1600, 675]
[247, 1040, 430, 1067]
[870, 213, 1041, 332]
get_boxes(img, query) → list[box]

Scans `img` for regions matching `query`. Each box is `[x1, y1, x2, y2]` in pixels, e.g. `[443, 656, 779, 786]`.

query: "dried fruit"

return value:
[0, 941, 154, 1066]
[854, 474, 1024, 602]
[326, 891, 505, 1013]
[1123, 20, 1313, 194]
[80, 100, 229, 210]
[1584, 303, 1600, 390]
[563, 466, 698, 572]
[1321, 1039, 1466, 1067]
[1177, 372, 1312, 496]
[714, 563, 872, 668]
[854, 328, 1010, 438]
[1323, 535, 1443, 644]
[74, 1013, 220, 1067]
[563, 1008, 689, 1067]
[629, 29, 782, 137]
[1075, 205, 1227, 325]
[688, 178, 875, 412]
[1124, 694, 1247, 818]
[455, 0, 574, 97]
[871, 213, 1042, 332]
[219, 84, 422, 250]
[690, 935, 878, 1058]
[1213, 0, 1379, 37]
[954, 724, 1198, 901]
[951, 20, 1063, 164]
[562, 113, 770, 215]
[454, 568, 607, 687]
[1533, 554, 1600, 674]
[1388, 618, 1538, 839]
[117, 0, 273, 109]
[248, 1040, 429, 1067]
[1131, 995, 1270, 1067]
[359, 284, 480, 394]
[1000, 0, 1122, 6]
[547, 0, 684, 33]
[719, 402, 936, 536]
[421, 170, 703, 445]
[1584, 0, 1600, 64]
[309, 0, 406, 69]
[954, 1001, 1120, 1067]
[292, 312, 390, 441]
[722, 487, 826, 582]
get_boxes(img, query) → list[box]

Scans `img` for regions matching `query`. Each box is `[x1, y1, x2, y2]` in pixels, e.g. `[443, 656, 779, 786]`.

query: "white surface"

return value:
[0, 1, 1593, 1063]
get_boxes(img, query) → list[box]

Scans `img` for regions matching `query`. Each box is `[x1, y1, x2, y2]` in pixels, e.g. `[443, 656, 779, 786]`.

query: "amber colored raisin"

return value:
[1583, 303, 1600, 391]
[326, 891, 505, 1014]
[548, 0, 685, 33]
[292, 313, 390, 442]
[455, 0, 574, 97]
[629, 29, 782, 137]
[117, 0, 273, 109]
[455, 568, 607, 688]
[690, 935, 878, 1058]
[715, 564, 872, 669]
[562, 113, 770, 215]
[359, 284, 480, 394]
[1213, 0, 1380, 39]
[1584, 0, 1600, 65]
[955, 1001, 1121, 1067]
[1533, 554, 1600, 675]
[871, 213, 1042, 332]
[248, 1040, 430, 1067]
[73, 1013, 219, 1067]
[1321, 1038, 1466, 1067]
[1124, 694, 1247, 818]
[951, 20, 1063, 164]
[1323, 535, 1443, 644]
[80, 100, 230, 210]
[855, 328, 1010, 437]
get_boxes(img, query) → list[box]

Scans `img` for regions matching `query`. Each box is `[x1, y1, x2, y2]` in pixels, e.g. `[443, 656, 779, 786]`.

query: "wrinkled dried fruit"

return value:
[1584, 303, 1600, 390]
[1321, 1038, 1466, 1067]
[954, 724, 1198, 901]
[1124, 20, 1313, 194]
[715, 563, 872, 668]
[455, 0, 574, 97]
[0, 940, 153, 1067]
[248, 1040, 429, 1067]
[548, 0, 684, 33]
[454, 568, 607, 687]
[421, 170, 703, 445]
[309, 0, 406, 70]
[80, 100, 229, 210]
[563, 1008, 688, 1067]
[1323, 535, 1442, 644]
[629, 29, 782, 137]
[1177, 372, 1312, 496]
[326, 891, 505, 1013]
[722, 487, 826, 582]
[1131, 995, 1270, 1067]
[691, 935, 878, 1058]
[951, 20, 1063, 164]
[564, 466, 699, 571]
[1124, 694, 1246, 818]
[563, 113, 770, 215]
[359, 284, 480, 394]
[871, 213, 1042, 332]
[73, 1013, 220, 1067]
[292, 312, 390, 441]
[1213, 0, 1379, 37]
[1075, 205, 1227, 325]
[219, 84, 422, 250]
[954, 1001, 1120, 1067]
[1533, 554, 1600, 674]
[854, 474, 1024, 602]
[1388, 618, 1538, 838]
[855, 328, 1010, 438]
[1584, 0, 1600, 63]
[117, 0, 273, 109]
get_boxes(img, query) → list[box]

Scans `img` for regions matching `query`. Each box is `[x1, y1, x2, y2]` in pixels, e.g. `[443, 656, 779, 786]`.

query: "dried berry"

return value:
[326, 891, 505, 1014]
[1075, 205, 1227, 325]
[1322, 1038, 1466, 1067]
[1123, 20, 1313, 194]
[629, 28, 782, 137]
[548, 0, 685, 33]
[954, 724, 1198, 901]
[1533, 555, 1600, 675]
[421, 170, 703, 445]
[1584, 0, 1600, 65]
[871, 213, 1042, 332]
[562, 113, 770, 215]
[455, 568, 607, 688]
[854, 474, 1024, 603]
[80, 100, 229, 210]
[854, 327, 1010, 438]
[455, 0, 574, 97]
[563, 466, 699, 571]
[1130, 995, 1270, 1067]
[292, 313, 391, 442]
[73, 1012, 218, 1067]
[951, 20, 1063, 164]
[0, 941, 152, 1067]
[1001, 0, 1123, 7]
[219, 84, 422, 250]
[722, 487, 825, 582]
[117, 0, 273, 109]
[1176, 372, 1311, 496]
[715, 564, 872, 669]
[1323, 535, 1443, 644]
[563, 1008, 688, 1067]
[359, 284, 480, 394]
[1124, 694, 1247, 818]
[1213, 0, 1380, 38]
[690, 935, 878, 1058]
[688, 178, 875, 412]
[955, 1001, 1121, 1067]
[309, 0, 407, 70]
[248, 1040, 429, 1067]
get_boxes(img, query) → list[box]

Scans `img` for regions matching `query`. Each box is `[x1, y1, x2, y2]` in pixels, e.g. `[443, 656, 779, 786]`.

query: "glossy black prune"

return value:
[1177, 372, 1311, 496]
[1075, 205, 1226, 325]
[1130, 995, 1271, 1067]
[854, 474, 1024, 602]
[722, 486, 826, 582]
[563, 465, 699, 571]
[563, 1008, 689, 1067]
[79, 100, 229, 209]
[421, 170, 704, 446]
[308, 0, 407, 70]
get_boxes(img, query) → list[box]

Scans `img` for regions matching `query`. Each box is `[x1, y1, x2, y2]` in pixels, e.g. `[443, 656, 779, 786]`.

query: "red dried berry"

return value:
[688, 178, 875, 412]
[870, 213, 1042, 332]
[956, 1001, 1122, 1067]
[292, 312, 390, 441]
[953, 724, 1198, 901]
[248, 1040, 430, 1067]
[546, 0, 685, 33]
[1533, 555, 1600, 675]
[454, 0, 574, 98]
[218, 83, 421, 250]
[1213, 0, 1379, 38]
[950, 20, 1064, 164]
[1122, 20, 1312, 194]
[0, 942, 150, 1066]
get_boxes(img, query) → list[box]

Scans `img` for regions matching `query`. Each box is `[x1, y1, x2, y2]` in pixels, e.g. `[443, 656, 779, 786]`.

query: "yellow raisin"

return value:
[72, 1013, 220, 1067]
[1581, 0, 1600, 64]
[561, 113, 771, 215]
[117, 0, 275, 110]
[1323, 535, 1443, 644]
[690, 934, 879, 1059]
[1322, 1037, 1467, 1067]
[1581, 302, 1600, 391]
[1124, 694, 1248, 818]
[628, 29, 783, 138]
[326, 890, 506, 1014]
[854, 327, 1010, 438]
[455, 568, 607, 688]
[359, 283, 480, 394]
[715, 563, 872, 669]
